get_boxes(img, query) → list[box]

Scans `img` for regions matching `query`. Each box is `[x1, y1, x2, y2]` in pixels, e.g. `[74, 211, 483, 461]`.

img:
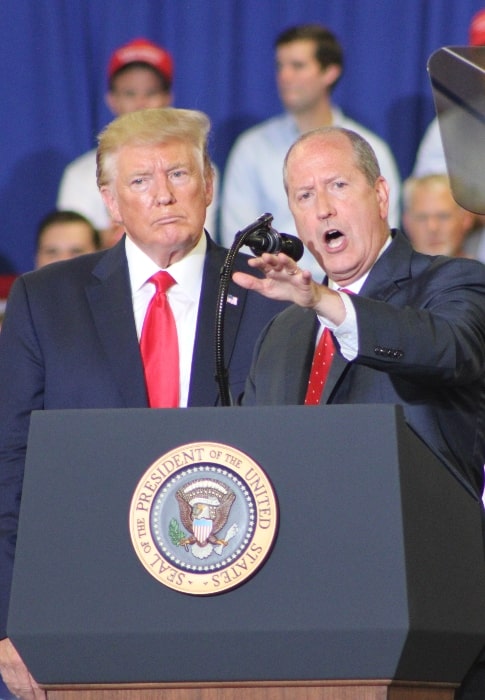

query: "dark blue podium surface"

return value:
[7, 405, 485, 686]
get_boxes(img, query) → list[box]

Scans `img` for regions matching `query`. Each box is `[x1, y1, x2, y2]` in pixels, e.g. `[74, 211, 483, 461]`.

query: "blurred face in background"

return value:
[36, 221, 99, 268]
[275, 40, 340, 115]
[403, 178, 474, 257]
[106, 66, 172, 116]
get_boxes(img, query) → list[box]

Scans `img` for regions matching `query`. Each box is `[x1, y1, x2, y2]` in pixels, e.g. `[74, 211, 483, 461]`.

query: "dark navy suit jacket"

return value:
[0, 234, 287, 636]
[242, 230, 485, 503]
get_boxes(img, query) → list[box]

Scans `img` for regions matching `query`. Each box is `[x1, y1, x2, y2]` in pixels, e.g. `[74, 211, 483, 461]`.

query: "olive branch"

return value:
[169, 517, 186, 546]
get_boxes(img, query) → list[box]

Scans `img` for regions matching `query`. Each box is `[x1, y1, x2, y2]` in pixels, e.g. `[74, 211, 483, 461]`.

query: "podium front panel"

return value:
[7, 405, 485, 685]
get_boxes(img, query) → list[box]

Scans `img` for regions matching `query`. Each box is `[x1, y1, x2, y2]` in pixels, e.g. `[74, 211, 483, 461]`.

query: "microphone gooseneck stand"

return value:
[214, 213, 274, 407]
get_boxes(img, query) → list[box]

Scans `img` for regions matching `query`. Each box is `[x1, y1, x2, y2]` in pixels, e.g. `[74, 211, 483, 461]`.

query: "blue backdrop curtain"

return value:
[0, 0, 484, 272]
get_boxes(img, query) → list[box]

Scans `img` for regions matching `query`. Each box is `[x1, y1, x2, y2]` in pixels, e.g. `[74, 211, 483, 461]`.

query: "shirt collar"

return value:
[125, 232, 207, 300]
[285, 106, 344, 136]
[328, 234, 392, 294]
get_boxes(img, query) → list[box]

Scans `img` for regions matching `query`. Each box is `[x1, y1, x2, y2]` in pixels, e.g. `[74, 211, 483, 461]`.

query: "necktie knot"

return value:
[150, 270, 175, 295]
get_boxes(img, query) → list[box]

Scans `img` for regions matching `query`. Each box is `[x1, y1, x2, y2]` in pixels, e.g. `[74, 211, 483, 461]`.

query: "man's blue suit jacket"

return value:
[242, 230, 485, 503]
[0, 233, 287, 637]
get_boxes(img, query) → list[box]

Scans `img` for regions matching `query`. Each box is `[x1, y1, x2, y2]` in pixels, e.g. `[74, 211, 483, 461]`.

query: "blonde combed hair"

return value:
[96, 107, 213, 188]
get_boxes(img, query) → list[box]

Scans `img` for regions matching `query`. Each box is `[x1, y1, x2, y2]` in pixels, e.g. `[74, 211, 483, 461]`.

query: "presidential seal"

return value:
[129, 441, 278, 594]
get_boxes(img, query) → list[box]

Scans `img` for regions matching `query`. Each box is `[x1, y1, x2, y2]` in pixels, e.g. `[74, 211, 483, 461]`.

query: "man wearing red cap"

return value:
[107, 37, 174, 85]
[57, 39, 218, 247]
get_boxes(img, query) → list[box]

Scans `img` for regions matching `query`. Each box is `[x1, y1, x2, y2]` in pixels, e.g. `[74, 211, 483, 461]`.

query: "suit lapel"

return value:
[320, 231, 414, 403]
[360, 230, 413, 300]
[321, 348, 347, 403]
[189, 242, 224, 406]
[281, 307, 318, 404]
[189, 238, 250, 406]
[85, 239, 148, 407]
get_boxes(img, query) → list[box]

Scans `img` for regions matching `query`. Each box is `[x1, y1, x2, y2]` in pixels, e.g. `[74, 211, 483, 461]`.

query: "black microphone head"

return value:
[246, 228, 279, 256]
[280, 235, 304, 262]
[245, 227, 304, 261]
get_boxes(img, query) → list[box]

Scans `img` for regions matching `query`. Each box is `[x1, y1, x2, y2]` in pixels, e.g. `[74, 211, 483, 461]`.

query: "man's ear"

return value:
[375, 176, 390, 221]
[204, 167, 214, 208]
[105, 90, 118, 116]
[461, 209, 475, 234]
[100, 186, 122, 224]
[322, 64, 342, 90]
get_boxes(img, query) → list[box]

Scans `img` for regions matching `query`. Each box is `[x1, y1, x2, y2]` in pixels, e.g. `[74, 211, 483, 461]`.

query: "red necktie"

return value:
[304, 327, 335, 405]
[140, 271, 180, 408]
[304, 288, 354, 405]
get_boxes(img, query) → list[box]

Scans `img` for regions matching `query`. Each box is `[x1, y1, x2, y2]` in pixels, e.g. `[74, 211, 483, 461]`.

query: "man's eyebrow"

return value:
[294, 182, 315, 191]
[126, 168, 153, 178]
[167, 161, 189, 170]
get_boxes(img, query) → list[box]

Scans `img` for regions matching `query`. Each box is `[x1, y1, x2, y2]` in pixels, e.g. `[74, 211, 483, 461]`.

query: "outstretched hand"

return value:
[233, 252, 348, 326]
[232, 252, 322, 308]
[0, 638, 46, 699]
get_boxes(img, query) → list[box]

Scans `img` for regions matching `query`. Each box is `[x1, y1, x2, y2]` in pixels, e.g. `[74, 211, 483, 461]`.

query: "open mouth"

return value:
[325, 229, 344, 248]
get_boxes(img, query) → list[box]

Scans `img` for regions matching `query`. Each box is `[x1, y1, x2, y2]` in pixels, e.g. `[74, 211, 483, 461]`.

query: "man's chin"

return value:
[280, 97, 308, 114]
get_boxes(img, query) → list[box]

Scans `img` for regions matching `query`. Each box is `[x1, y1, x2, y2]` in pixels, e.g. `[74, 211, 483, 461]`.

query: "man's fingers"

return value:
[232, 271, 264, 291]
[0, 638, 46, 699]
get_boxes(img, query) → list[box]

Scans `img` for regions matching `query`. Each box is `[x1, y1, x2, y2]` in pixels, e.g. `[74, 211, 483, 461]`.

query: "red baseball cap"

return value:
[469, 9, 485, 46]
[107, 38, 173, 83]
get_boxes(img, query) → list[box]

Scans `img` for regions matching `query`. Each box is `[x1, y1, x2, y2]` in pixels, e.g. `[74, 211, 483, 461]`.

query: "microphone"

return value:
[244, 227, 304, 262]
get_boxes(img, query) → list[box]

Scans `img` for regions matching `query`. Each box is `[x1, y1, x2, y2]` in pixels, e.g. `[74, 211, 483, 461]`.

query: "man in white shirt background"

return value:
[220, 24, 401, 279]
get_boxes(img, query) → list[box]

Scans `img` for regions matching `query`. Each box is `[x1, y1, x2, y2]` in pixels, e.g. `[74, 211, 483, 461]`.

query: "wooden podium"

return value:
[7, 405, 485, 700]
[44, 679, 457, 700]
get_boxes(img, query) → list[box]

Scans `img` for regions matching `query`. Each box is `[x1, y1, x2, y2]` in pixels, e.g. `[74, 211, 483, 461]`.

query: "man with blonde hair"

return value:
[0, 107, 286, 698]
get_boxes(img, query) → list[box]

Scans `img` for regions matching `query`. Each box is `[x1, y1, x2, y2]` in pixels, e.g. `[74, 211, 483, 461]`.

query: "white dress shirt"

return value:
[316, 236, 393, 360]
[125, 233, 206, 407]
